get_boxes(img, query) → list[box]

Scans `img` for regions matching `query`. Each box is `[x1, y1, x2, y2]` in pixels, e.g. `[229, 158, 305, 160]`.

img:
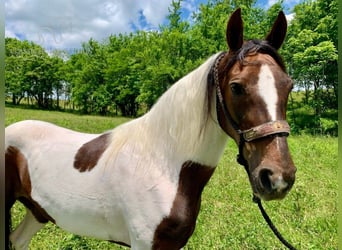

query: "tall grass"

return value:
[5, 107, 337, 249]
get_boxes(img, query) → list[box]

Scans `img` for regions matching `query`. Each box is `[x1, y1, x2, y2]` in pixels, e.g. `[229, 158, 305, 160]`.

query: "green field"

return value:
[5, 107, 338, 249]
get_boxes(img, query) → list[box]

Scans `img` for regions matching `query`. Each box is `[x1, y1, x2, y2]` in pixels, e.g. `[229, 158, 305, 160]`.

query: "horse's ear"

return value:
[226, 8, 243, 52]
[265, 11, 287, 50]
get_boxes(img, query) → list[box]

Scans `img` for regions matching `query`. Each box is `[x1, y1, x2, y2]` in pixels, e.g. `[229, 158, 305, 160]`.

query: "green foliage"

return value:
[287, 91, 337, 135]
[67, 39, 110, 114]
[319, 117, 338, 135]
[5, 38, 67, 109]
[284, 0, 338, 119]
[6, 107, 337, 249]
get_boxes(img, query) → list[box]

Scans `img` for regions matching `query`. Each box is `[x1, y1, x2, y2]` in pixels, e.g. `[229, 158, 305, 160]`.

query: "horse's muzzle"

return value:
[252, 165, 296, 201]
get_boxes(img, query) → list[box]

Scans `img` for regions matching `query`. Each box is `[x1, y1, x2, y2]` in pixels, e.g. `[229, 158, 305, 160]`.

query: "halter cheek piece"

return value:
[212, 53, 296, 250]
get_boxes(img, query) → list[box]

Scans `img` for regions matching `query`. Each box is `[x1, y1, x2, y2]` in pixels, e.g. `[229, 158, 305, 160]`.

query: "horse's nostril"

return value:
[259, 169, 273, 193]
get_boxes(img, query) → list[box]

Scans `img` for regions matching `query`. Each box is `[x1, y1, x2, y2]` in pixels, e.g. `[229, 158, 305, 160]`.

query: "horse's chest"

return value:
[152, 161, 215, 249]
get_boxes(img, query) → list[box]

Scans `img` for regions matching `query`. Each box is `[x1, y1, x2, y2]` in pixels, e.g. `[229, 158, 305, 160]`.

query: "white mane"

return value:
[105, 53, 228, 172]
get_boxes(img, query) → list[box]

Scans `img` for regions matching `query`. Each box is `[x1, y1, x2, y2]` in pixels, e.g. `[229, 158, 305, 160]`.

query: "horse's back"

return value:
[5, 119, 110, 193]
[5, 119, 101, 174]
[6, 120, 98, 149]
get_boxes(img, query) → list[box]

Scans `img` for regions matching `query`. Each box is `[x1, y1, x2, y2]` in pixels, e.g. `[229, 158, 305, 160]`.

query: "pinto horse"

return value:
[5, 9, 296, 250]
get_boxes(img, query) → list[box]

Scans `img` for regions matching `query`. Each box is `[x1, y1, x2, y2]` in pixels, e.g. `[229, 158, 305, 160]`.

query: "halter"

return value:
[212, 52, 296, 250]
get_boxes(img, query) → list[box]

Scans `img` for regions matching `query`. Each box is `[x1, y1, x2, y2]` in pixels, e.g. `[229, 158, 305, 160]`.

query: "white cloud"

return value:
[5, 0, 174, 50]
[286, 13, 295, 23]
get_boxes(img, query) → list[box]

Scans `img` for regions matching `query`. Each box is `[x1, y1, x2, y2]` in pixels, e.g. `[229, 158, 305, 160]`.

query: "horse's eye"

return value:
[230, 82, 245, 96]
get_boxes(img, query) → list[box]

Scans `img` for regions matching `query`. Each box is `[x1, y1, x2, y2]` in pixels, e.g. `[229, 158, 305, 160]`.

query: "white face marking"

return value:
[257, 64, 278, 120]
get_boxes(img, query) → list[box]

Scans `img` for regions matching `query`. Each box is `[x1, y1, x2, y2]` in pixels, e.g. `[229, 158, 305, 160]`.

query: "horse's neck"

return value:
[143, 54, 228, 167]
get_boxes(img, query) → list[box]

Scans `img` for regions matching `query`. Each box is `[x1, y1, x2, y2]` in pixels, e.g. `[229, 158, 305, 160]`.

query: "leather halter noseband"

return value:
[212, 52, 297, 250]
[212, 52, 290, 171]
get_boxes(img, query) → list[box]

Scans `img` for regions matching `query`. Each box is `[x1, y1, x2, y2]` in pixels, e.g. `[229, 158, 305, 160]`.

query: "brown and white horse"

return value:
[5, 9, 296, 250]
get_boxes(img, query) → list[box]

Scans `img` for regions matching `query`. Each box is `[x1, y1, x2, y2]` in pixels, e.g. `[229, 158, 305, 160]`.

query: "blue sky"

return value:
[256, 0, 302, 12]
[5, 0, 303, 51]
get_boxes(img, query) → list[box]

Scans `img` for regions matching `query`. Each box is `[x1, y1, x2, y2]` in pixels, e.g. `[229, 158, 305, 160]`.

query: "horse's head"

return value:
[216, 9, 296, 201]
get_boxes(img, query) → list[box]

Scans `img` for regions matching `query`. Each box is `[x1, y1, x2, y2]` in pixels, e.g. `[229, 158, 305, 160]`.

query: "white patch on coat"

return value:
[257, 64, 278, 120]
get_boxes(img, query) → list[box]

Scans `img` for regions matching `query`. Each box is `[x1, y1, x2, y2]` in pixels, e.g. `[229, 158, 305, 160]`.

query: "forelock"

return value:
[228, 39, 286, 72]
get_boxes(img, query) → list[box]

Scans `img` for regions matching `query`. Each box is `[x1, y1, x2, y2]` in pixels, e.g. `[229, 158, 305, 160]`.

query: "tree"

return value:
[5, 38, 68, 109]
[191, 0, 233, 53]
[5, 38, 63, 108]
[5, 38, 27, 105]
[280, 0, 338, 134]
[293, 41, 337, 114]
[284, 0, 338, 116]
[105, 34, 142, 116]
[69, 39, 109, 114]
[49, 50, 71, 110]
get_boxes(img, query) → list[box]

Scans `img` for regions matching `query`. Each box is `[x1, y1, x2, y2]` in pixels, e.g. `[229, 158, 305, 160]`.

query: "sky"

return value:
[5, 0, 303, 52]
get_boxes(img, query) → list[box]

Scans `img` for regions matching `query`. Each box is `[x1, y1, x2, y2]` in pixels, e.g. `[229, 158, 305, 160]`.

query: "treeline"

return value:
[5, 0, 337, 131]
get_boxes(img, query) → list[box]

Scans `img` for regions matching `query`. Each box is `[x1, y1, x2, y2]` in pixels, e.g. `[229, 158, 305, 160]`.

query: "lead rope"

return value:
[252, 195, 297, 250]
[239, 139, 297, 250]
[212, 53, 297, 250]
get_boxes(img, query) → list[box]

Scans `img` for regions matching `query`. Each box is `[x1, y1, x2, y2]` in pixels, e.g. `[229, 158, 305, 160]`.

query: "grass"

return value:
[5, 106, 338, 249]
[5, 106, 131, 134]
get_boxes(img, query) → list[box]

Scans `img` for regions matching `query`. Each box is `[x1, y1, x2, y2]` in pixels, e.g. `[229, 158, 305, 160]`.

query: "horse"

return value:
[5, 8, 296, 250]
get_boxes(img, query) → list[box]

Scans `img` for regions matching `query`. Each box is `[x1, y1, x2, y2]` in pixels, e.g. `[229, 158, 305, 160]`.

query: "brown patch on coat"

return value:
[152, 161, 215, 250]
[74, 133, 110, 172]
[5, 146, 55, 224]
